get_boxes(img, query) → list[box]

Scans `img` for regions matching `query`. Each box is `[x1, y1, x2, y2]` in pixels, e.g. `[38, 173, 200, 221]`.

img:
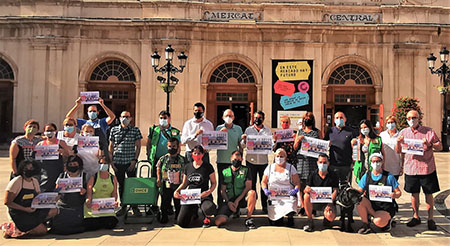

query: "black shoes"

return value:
[406, 217, 421, 227]
[427, 219, 437, 230]
[357, 223, 371, 234]
[245, 218, 257, 229]
[303, 219, 314, 232]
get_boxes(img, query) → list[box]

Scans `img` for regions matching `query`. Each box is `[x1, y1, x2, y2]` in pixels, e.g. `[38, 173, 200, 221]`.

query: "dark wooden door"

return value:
[0, 82, 13, 142]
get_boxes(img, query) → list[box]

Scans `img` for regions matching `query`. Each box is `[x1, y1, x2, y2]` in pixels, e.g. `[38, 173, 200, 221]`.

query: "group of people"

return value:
[4, 97, 442, 237]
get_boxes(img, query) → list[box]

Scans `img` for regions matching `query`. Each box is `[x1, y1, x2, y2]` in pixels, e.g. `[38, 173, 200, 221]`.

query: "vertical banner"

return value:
[272, 60, 313, 128]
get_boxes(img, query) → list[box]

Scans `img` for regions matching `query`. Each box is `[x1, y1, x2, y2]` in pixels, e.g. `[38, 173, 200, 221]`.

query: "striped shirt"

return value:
[109, 125, 142, 165]
[398, 125, 440, 175]
[12, 135, 42, 161]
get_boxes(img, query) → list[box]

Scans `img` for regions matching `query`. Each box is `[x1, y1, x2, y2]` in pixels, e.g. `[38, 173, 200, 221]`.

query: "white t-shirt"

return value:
[264, 163, 297, 188]
[380, 130, 402, 175]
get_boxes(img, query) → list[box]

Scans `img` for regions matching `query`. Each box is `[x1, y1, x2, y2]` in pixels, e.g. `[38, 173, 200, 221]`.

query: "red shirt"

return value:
[399, 125, 440, 175]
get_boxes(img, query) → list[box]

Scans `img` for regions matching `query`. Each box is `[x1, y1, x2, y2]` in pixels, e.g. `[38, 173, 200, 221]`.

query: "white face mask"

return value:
[386, 122, 396, 130]
[275, 157, 285, 165]
[159, 118, 169, 127]
[371, 161, 383, 171]
[317, 163, 328, 172]
[407, 118, 419, 128]
[224, 116, 233, 124]
[361, 128, 370, 136]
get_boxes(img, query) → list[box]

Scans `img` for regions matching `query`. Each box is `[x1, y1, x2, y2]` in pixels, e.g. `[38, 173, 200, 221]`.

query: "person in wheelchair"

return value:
[156, 137, 187, 223]
[356, 153, 402, 234]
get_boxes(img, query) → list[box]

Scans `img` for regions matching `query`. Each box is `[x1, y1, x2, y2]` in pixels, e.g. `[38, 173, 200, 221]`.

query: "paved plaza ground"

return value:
[0, 149, 448, 245]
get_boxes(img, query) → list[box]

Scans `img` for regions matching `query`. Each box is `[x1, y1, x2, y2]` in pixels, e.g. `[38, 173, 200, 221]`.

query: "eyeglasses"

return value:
[407, 117, 418, 120]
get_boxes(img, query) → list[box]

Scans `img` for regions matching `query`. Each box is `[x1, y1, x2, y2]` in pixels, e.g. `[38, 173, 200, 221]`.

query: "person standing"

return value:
[9, 120, 41, 178]
[241, 111, 272, 214]
[396, 110, 442, 230]
[109, 111, 143, 216]
[380, 115, 403, 180]
[181, 102, 214, 163]
[273, 115, 297, 166]
[216, 109, 243, 205]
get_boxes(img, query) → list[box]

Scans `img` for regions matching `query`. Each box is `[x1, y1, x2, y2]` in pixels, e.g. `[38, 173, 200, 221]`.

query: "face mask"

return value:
[275, 157, 285, 165]
[24, 169, 35, 178]
[318, 163, 328, 172]
[66, 165, 79, 173]
[192, 154, 203, 162]
[64, 126, 75, 133]
[120, 117, 130, 126]
[304, 119, 313, 127]
[99, 164, 109, 172]
[43, 131, 55, 138]
[254, 118, 263, 126]
[361, 128, 370, 136]
[386, 123, 396, 130]
[88, 111, 98, 120]
[159, 119, 169, 127]
[83, 132, 93, 137]
[335, 119, 345, 128]
[371, 161, 382, 171]
[224, 116, 233, 125]
[26, 127, 37, 135]
[168, 147, 178, 155]
[408, 119, 418, 128]
[231, 159, 242, 168]
[281, 123, 289, 129]
[194, 111, 204, 119]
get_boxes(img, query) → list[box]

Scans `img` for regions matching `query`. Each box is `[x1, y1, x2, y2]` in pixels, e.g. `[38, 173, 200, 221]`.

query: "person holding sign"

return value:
[174, 145, 217, 228]
[58, 118, 79, 148]
[273, 115, 297, 167]
[379, 115, 403, 180]
[78, 124, 102, 180]
[215, 151, 257, 229]
[241, 111, 272, 214]
[356, 153, 401, 234]
[302, 154, 338, 232]
[4, 160, 58, 237]
[261, 148, 300, 227]
[395, 110, 441, 230]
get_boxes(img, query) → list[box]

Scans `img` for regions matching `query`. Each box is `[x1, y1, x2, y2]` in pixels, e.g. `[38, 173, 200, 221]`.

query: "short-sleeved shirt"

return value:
[263, 163, 297, 188]
[184, 162, 215, 193]
[216, 124, 243, 164]
[358, 172, 399, 190]
[306, 170, 339, 188]
[76, 118, 109, 135]
[109, 125, 143, 165]
[398, 125, 440, 175]
[324, 126, 357, 167]
[379, 130, 402, 175]
[12, 135, 42, 163]
[243, 125, 272, 165]
[181, 117, 214, 152]
[6, 176, 40, 194]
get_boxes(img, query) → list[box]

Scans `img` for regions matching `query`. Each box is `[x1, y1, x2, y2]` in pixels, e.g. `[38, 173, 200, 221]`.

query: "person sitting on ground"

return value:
[302, 154, 338, 232]
[215, 151, 257, 229]
[356, 153, 401, 234]
[4, 160, 59, 237]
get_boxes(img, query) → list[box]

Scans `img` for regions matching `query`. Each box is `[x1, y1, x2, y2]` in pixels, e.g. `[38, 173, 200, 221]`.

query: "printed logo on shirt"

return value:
[187, 173, 203, 185]
[22, 193, 34, 200]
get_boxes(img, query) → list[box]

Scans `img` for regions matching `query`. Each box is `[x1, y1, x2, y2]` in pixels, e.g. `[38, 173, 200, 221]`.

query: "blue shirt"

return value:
[77, 118, 109, 135]
[216, 124, 243, 164]
[324, 126, 357, 167]
[358, 172, 399, 190]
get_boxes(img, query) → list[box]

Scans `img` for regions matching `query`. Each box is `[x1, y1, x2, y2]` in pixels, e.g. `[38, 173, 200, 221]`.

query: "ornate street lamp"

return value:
[151, 45, 188, 112]
[427, 47, 449, 152]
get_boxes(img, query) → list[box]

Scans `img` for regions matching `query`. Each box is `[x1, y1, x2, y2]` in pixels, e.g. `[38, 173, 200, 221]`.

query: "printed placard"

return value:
[80, 91, 99, 104]
[401, 138, 424, 156]
[352, 139, 361, 161]
[300, 137, 330, 158]
[180, 188, 201, 205]
[34, 145, 59, 160]
[77, 136, 99, 151]
[269, 185, 291, 200]
[56, 177, 83, 193]
[275, 129, 294, 143]
[91, 197, 116, 214]
[246, 135, 273, 154]
[31, 192, 59, 208]
[310, 187, 333, 203]
[369, 185, 392, 203]
[201, 131, 228, 150]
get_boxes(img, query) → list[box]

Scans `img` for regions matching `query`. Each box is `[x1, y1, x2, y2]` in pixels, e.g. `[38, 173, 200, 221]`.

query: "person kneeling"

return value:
[356, 153, 401, 234]
[215, 151, 257, 229]
[303, 154, 338, 232]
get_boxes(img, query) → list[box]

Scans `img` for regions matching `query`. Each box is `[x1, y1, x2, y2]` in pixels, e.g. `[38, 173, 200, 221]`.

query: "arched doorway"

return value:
[87, 59, 137, 125]
[206, 62, 257, 130]
[323, 63, 383, 132]
[0, 57, 15, 142]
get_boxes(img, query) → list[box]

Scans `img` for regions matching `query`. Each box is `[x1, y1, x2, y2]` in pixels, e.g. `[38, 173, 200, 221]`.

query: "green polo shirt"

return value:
[216, 123, 243, 164]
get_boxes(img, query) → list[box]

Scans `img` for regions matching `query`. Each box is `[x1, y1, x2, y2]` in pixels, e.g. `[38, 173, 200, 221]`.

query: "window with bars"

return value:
[90, 60, 136, 82]
[100, 90, 129, 100]
[210, 62, 255, 83]
[216, 93, 248, 101]
[334, 94, 366, 103]
[328, 64, 372, 85]
[0, 58, 14, 80]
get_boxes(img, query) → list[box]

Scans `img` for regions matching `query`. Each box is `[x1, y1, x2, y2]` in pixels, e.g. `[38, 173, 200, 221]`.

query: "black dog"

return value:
[336, 182, 363, 232]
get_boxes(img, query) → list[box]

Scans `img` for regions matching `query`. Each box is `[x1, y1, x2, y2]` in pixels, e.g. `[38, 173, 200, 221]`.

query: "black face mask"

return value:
[168, 147, 178, 155]
[67, 165, 79, 173]
[231, 159, 242, 168]
[194, 111, 204, 119]
[304, 118, 313, 127]
[254, 118, 263, 126]
[24, 169, 35, 178]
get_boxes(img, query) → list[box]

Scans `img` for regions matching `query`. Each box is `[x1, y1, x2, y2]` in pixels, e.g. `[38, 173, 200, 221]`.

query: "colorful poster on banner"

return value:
[180, 189, 201, 205]
[201, 131, 228, 150]
[300, 137, 330, 158]
[275, 129, 294, 142]
[272, 60, 313, 128]
[91, 198, 116, 214]
[56, 177, 83, 193]
[246, 135, 273, 154]
[352, 139, 361, 161]
[31, 192, 59, 208]
[80, 91, 99, 104]
[77, 136, 99, 151]
[401, 138, 424, 156]
[34, 145, 59, 160]
[369, 185, 392, 203]
[310, 187, 333, 203]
